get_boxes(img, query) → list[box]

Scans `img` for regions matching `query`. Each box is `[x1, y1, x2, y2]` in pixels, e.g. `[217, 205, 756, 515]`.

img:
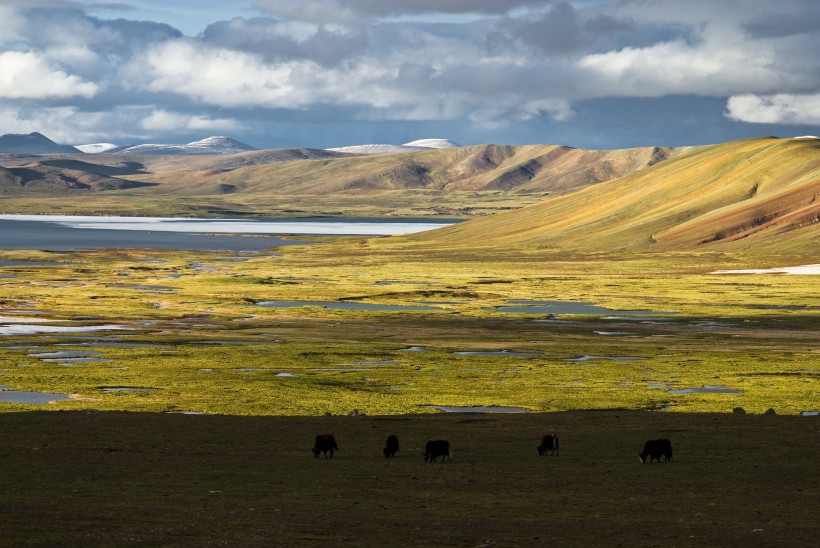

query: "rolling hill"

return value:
[395, 137, 819, 257]
[0, 159, 157, 194]
[0, 142, 692, 217]
[130, 142, 688, 196]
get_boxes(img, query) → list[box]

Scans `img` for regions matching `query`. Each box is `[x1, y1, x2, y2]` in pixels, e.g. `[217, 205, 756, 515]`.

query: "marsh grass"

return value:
[1, 241, 818, 416]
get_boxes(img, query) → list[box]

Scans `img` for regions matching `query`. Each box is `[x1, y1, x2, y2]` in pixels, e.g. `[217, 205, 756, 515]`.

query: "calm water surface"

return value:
[0, 215, 456, 252]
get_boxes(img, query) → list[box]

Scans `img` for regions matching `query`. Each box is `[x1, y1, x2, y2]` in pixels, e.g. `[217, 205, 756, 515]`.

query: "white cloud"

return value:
[140, 110, 244, 132]
[127, 40, 319, 108]
[0, 106, 108, 143]
[0, 51, 99, 99]
[578, 39, 789, 98]
[725, 93, 820, 125]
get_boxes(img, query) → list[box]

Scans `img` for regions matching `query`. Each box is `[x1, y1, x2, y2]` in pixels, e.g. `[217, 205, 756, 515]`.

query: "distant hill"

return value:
[0, 159, 156, 194]
[0, 132, 81, 154]
[397, 137, 820, 258]
[187, 142, 689, 196]
[0, 141, 693, 217]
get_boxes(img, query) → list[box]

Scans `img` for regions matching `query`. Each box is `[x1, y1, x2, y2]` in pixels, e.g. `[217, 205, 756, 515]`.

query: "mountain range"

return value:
[75, 136, 259, 155]
[0, 132, 462, 156]
[0, 133, 816, 260]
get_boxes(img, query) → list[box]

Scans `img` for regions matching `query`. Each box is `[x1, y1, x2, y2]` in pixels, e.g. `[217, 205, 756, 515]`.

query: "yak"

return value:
[384, 434, 399, 458]
[537, 434, 559, 456]
[639, 438, 672, 463]
[312, 434, 338, 458]
[423, 439, 450, 463]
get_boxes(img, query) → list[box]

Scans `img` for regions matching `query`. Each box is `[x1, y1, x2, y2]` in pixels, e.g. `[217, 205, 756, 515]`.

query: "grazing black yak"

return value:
[312, 434, 338, 458]
[639, 439, 672, 463]
[537, 434, 559, 456]
[423, 439, 450, 463]
[384, 434, 399, 457]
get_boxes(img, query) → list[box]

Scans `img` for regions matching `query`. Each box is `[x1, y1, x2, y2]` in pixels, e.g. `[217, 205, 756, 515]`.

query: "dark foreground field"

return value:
[1, 410, 817, 546]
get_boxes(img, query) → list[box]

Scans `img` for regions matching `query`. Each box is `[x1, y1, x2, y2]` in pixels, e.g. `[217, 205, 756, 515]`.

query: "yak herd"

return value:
[313, 433, 673, 464]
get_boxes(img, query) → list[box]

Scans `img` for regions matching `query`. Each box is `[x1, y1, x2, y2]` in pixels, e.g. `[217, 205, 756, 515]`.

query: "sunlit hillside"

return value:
[155, 143, 687, 196]
[0, 143, 692, 217]
[395, 138, 820, 260]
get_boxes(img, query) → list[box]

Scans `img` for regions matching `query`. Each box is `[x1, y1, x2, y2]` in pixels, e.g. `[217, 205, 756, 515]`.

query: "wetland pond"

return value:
[426, 405, 530, 413]
[0, 215, 457, 252]
[496, 300, 676, 316]
[0, 388, 71, 404]
[257, 300, 442, 311]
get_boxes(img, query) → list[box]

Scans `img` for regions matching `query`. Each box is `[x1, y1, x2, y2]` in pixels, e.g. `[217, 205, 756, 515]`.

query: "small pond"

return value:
[567, 355, 646, 362]
[100, 387, 157, 392]
[495, 300, 676, 316]
[426, 405, 530, 413]
[257, 300, 442, 311]
[668, 385, 743, 394]
[0, 390, 71, 403]
[453, 350, 540, 357]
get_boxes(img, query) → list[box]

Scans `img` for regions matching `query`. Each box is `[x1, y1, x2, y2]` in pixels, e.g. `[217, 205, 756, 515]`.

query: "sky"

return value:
[1, 0, 819, 150]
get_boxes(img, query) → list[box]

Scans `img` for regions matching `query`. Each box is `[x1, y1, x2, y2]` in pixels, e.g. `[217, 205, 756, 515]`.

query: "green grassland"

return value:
[1, 241, 817, 417]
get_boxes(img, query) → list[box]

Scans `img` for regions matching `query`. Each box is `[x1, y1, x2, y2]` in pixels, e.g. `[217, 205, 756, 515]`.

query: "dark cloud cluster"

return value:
[491, 1, 634, 54]
[202, 17, 367, 67]
[0, 0, 818, 148]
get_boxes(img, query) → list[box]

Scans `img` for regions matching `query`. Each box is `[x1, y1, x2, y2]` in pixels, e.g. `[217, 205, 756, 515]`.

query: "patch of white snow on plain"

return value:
[711, 264, 820, 275]
[793, 135, 819, 139]
[0, 321, 130, 336]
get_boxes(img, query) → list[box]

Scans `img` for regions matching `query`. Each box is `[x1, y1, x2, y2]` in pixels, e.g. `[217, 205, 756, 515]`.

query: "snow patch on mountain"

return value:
[402, 139, 460, 149]
[327, 138, 461, 155]
[113, 136, 258, 155]
[74, 143, 121, 153]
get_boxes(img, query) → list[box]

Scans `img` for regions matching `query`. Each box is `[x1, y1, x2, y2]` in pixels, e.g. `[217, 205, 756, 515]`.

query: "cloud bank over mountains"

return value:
[1, 0, 818, 148]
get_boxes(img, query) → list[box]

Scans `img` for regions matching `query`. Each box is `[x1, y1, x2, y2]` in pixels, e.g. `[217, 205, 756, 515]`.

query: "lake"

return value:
[0, 215, 457, 252]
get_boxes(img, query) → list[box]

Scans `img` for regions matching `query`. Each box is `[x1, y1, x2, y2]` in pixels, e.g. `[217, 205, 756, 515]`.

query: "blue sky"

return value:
[1, 0, 819, 149]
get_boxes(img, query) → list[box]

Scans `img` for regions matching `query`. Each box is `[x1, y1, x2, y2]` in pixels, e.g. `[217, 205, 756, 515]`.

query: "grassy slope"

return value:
[393, 138, 819, 261]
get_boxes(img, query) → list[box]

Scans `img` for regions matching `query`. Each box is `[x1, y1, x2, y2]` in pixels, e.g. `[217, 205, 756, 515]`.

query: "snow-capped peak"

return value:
[74, 143, 121, 153]
[402, 139, 461, 149]
[186, 136, 255, 150]
[327, 138, 461, 155]
[104, 136, 258, 155]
